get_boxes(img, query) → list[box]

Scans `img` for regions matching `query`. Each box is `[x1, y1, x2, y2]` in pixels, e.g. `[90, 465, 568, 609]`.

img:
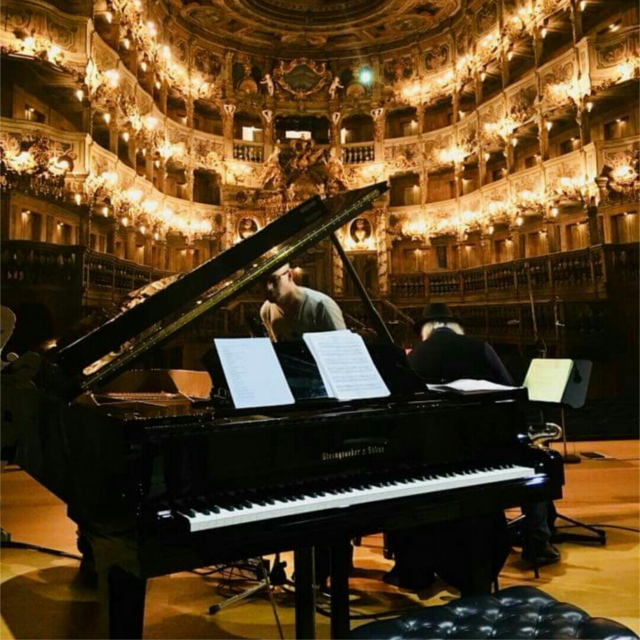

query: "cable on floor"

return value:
[1, 539, 82, 560]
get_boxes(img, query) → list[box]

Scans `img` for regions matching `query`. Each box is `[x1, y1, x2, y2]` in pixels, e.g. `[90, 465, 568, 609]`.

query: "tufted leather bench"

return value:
[350, 586, 638, 639]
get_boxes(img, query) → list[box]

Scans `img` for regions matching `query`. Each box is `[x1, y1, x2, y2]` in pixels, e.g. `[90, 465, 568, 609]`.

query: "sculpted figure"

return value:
[260, 73, 274, 96]
[328, 76, 343, 99]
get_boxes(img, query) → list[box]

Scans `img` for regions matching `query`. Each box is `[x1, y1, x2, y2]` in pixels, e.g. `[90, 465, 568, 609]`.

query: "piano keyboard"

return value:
[167, 463, 538, 533]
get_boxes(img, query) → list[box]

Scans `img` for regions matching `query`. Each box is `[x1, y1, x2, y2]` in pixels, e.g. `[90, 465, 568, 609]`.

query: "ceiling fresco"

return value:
[169, 0, 463, 57]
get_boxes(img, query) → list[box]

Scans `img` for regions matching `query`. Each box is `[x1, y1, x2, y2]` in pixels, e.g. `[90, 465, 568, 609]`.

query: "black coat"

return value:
[408, 328, 513, 385]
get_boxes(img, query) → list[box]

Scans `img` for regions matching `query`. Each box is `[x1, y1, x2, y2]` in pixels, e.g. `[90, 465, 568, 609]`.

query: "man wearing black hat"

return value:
[408, 302, 513, 385]
[385, 303, 559, 594]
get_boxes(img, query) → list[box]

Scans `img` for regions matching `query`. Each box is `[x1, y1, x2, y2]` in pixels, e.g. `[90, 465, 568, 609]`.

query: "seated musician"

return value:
[386, 303, 559, 594]
[260, 264, 348, 590]
[260, 263, 346, 341]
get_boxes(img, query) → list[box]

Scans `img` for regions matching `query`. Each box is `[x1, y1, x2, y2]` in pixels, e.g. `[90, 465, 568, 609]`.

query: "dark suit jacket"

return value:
[408, 328, 514, 385]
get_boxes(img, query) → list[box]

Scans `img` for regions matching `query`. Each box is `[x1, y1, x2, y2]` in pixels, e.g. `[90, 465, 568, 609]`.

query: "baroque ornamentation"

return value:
[272, 59, 332, 100]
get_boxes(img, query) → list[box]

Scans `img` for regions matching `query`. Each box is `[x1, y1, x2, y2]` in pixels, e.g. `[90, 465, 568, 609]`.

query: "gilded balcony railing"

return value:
[1, 241, 173, 303]
[389, 244, 637, 302]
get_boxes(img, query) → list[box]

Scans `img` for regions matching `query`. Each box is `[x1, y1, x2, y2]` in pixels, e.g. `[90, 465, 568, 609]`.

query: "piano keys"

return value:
[172, 462, 543, 533]
[1, 182, 564, 640]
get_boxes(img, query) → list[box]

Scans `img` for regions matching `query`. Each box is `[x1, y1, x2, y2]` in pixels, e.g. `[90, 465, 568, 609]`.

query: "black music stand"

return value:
[524, 358, 606, 545]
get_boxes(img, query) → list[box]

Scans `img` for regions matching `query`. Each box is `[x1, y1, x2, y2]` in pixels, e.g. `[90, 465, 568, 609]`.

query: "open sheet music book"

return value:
[303, 330, 391, 401]
[214, 331, 391, 409]
[427, 379, 523, 395]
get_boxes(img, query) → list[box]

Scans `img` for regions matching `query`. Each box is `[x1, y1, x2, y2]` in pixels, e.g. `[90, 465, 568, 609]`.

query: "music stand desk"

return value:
[524, 359, 605, 545]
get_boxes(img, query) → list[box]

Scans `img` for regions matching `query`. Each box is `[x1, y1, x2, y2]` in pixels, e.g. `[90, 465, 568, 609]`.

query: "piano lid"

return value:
[56, 182, 388, 392]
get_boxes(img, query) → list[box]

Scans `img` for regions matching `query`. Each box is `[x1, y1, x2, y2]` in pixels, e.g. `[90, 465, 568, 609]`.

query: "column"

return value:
[331, 245, 345, 295]
[261, 109, 274, 159]
[157, 240, 167, 270]
[577, 106, 591, 146]
[222, 207, 235, 250]
[125, 227, 137, 261]
[78, 206, 91, 246]
[538, 112, 550, 161]
[454, 162, 463, 198]
[157, 81, 168, 115]
[370, 107, 385, 163]
[375, 207, 389, 295]
[543, 218, 557, 253]
[506, 139, 516, 174]
[511, 230, 524, 260]
[371, 56, 382, 103]
[225, 51, 235, 98]
[479, 146, 488, 186]
[108, 106, 119, 154]
[586, 197, 601, 246]
[145, 148, 154, 182]
[569, 0, 584, 42]
[452, 87, 460, 124]
[223, 103, 236, 158]
[186, 95, 195, 129]
[532, 29, 544, 68]
[126, 134, 136, 168]
[415, 104, 425, 135]
[474, 70, 483, 106]
[501, 51, 510, 89]
[80, 102, 92, 134]
[419, 171, 428, 206]
[329, 111, 342, 155]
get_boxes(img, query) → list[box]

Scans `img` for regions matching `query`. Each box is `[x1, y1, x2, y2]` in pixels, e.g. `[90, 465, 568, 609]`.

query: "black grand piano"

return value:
[2, 182, 563, 639]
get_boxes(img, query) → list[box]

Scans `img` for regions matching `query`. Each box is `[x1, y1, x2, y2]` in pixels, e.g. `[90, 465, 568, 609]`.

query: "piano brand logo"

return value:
[322, 445, 386, 461]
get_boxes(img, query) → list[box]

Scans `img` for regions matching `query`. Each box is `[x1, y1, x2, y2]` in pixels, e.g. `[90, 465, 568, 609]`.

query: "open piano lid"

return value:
[55, 182, 388, 393]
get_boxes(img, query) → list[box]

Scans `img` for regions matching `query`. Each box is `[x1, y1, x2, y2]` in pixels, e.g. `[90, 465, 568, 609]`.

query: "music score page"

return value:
[303, 330, 390, 401]
[214, 337, 295, 409]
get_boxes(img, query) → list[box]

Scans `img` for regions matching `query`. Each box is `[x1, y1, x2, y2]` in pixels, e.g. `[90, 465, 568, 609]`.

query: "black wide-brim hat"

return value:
[413, 302, 459, 335]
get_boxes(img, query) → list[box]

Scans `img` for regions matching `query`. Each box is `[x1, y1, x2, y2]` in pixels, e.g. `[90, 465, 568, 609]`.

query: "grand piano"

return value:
[2, 182, 563, 639]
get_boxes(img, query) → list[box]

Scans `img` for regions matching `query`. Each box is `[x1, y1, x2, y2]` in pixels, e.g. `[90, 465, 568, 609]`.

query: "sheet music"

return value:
[523, 358, 574, 403]
[303, 330, 390, 401]
[427, 379, 522, 394]
[214, 338, 294, 409]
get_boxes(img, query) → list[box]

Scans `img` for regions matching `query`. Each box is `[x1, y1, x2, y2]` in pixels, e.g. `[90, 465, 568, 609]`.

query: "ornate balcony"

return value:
[389, 243, 637, 303]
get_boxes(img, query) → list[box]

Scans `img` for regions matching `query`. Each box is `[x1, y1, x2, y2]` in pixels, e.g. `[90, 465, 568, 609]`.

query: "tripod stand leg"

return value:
[209, 581, 268, 614]
[259, 558, 284, 640]
[552, 514, 606, 545]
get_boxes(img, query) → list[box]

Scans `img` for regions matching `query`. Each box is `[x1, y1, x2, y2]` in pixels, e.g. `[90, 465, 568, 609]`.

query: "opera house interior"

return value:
[0, 0, 638, 638]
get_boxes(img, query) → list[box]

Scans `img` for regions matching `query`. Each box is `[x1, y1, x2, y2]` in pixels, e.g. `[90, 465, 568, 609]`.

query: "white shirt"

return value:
[260, 287, 346, 341]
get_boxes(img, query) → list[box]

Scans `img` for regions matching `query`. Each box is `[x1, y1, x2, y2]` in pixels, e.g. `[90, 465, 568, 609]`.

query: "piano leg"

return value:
[294, 547, 317, 639]
[329, 542, 352, 640]
[96, 564, 147, 639]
